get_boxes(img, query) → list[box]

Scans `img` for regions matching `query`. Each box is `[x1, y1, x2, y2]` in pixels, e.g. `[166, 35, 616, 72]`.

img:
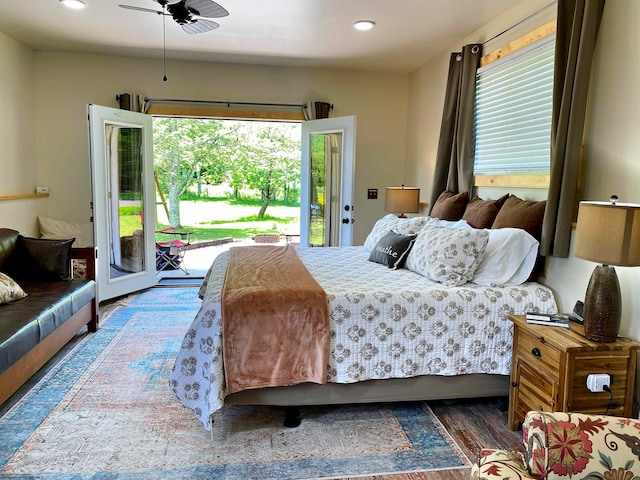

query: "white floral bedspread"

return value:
[169, 246, 557, 430]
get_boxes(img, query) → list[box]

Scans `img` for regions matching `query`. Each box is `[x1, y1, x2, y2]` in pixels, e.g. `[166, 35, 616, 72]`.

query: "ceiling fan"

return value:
[119, 0, 229, 81]
[119, 0, 229, 34]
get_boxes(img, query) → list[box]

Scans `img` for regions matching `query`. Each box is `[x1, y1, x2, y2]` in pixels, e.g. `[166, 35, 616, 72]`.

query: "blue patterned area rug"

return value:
[0, 287, 470, 479]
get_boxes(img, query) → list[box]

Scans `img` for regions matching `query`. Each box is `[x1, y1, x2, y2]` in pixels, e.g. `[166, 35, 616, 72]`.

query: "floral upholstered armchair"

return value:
[472, 411, 640, 480]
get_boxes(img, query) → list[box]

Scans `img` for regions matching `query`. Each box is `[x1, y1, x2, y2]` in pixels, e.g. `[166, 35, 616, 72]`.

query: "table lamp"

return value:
[385, 186, 420, 218]
[573, 196, 640, 342]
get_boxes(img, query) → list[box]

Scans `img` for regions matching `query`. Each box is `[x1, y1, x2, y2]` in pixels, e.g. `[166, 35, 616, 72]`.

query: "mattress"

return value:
[170, 246, 558, 430]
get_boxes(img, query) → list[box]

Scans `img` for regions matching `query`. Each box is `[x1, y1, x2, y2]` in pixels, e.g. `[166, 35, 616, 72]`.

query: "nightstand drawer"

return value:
[511, 361, 557, 428]
[518, 362, 556, 412]
[517, 330, 561, 375]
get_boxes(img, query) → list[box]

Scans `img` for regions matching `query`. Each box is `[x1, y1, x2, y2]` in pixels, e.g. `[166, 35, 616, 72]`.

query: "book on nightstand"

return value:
[525, 312, 570, 328]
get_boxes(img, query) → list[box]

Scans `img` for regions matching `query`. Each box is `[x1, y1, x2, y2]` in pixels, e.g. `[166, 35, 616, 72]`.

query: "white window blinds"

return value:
[474, 35, 555, 175]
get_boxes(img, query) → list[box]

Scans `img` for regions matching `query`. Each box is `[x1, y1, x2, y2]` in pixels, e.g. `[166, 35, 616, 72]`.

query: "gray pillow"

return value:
[368, 231, 417, 270]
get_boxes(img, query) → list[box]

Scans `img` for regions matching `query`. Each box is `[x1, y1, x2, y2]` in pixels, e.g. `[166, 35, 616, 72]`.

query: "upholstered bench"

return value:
[0, 228, 98, 406]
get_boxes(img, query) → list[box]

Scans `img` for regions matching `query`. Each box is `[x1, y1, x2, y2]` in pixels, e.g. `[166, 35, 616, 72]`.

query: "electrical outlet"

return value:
[36, 186, 49, 194]
[586, 373, 610, 392]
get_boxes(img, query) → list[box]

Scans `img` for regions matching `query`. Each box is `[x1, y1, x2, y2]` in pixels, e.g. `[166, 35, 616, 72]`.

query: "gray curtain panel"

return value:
[541, 0, 606, 257]
[428, 44, 482, 214]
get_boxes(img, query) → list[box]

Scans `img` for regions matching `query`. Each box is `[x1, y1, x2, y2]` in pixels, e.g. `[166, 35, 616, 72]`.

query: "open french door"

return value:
[300, 116, 356, 247]
[88, 104, 157, 302]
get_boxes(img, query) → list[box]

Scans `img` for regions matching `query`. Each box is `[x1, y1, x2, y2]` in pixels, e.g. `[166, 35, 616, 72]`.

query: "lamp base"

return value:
[583, 265, 621, 343]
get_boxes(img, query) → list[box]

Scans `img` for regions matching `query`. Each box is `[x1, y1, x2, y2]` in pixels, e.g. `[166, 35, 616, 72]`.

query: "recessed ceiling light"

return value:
[353, 20, 375, 31]
[60, 0, 86, 10]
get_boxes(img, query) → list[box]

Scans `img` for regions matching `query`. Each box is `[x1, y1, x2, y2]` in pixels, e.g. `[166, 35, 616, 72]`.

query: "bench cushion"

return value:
[0, 279, 95, 375]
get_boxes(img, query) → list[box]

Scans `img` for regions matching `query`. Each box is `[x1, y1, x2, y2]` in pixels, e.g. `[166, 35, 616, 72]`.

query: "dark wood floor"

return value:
[341, 397, 524, 480]
[1, 295, 525, 480]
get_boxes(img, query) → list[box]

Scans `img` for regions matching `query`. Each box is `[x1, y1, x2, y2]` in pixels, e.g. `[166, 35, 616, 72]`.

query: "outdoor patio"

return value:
[156, 235, 299, 281]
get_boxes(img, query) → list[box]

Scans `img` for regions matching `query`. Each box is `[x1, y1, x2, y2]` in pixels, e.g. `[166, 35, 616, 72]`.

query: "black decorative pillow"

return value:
[14, 235, 74, 281]
[368, 231, 417, 270]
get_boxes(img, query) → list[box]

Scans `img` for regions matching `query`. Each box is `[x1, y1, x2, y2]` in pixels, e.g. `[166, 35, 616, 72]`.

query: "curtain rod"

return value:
[144, 97, 307, 109]
[482, 0, 557, 45]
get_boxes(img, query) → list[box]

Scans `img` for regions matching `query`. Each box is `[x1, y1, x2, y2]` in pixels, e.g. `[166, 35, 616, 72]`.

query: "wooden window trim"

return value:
[474, 174, 550, 189]
[146, 105, 304, 121]
[481, 19, 557, 67]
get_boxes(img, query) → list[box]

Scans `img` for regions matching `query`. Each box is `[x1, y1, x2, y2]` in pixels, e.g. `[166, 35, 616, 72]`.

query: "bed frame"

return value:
[225, 373, 509, 426]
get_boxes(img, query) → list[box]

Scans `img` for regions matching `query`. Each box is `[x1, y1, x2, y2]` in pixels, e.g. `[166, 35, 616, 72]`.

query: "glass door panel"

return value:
[88, 105, 157, 301]
[301, 116, 355, 247]
[308, 132, 343, 247]
[108, 125, 145, 277]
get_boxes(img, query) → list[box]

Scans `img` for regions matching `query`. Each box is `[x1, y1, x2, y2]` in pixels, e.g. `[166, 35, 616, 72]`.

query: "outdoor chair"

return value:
[155, 226, 192, 274]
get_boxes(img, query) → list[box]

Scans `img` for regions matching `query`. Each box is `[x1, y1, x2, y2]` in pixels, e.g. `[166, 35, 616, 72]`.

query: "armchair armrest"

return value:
[471, 449, 533, 480]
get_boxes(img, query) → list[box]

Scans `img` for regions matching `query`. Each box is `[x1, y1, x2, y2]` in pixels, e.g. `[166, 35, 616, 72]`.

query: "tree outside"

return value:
[149, 118, 302, 242]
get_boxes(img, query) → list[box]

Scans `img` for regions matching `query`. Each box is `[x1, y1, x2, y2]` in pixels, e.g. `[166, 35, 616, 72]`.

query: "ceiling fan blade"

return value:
[185, 0, 229, 18]
[119, 4, 164, 15]
[182, 18, 220, 34]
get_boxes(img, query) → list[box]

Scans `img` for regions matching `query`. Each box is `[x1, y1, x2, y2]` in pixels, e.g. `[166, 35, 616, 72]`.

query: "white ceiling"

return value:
[0, 0, 524, 73]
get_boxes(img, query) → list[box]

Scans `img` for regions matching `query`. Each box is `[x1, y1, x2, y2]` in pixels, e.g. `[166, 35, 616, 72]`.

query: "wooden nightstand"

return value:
[508, 314, 640, 430]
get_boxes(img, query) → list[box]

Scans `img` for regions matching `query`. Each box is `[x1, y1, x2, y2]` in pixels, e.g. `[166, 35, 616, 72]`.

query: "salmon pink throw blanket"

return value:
[221, 246, 329, 394]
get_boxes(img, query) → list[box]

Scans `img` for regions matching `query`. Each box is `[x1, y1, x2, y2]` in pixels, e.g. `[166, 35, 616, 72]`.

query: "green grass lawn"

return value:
[119, 198, 300, 243]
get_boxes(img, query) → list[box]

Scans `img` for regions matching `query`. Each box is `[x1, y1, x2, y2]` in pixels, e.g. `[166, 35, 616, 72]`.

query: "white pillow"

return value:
[472, 228, 539, 286]
[363, 214, 429, 252]
[426, 218, 472, 229]
[38, 216, 93, 248]
[406, 225, 489, 286]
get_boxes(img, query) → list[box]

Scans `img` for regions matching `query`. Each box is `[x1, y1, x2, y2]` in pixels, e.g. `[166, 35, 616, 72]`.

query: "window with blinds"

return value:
[474, 35, 555, 176]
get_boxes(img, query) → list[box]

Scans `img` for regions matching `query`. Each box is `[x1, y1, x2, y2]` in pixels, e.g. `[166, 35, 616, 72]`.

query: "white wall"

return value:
[545, 0, 640, 342]
[0, 32, 47, 235]
[32, 53, 409, 245]
[407, 0, 640, 346]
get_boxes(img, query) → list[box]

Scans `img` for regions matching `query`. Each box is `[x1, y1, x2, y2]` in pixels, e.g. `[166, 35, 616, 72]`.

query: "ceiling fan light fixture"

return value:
[353, 20, 375, 31]
[60, 0, 86, 10]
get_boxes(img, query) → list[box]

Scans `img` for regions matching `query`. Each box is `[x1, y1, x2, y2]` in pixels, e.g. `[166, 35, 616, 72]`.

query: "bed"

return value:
[169, 211, 558, 431]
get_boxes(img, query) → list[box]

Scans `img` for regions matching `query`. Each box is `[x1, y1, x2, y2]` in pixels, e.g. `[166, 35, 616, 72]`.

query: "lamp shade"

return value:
[385, 186, 420, 217]
[574, 201, 640, 267]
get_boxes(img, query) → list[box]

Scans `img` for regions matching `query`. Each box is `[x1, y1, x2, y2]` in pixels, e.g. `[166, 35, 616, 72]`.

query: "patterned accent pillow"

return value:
[368, 231, 417, 270]
[0, 271, 27, 304]
[364, 214, 428, 252]
[406, 225, 489, 286]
